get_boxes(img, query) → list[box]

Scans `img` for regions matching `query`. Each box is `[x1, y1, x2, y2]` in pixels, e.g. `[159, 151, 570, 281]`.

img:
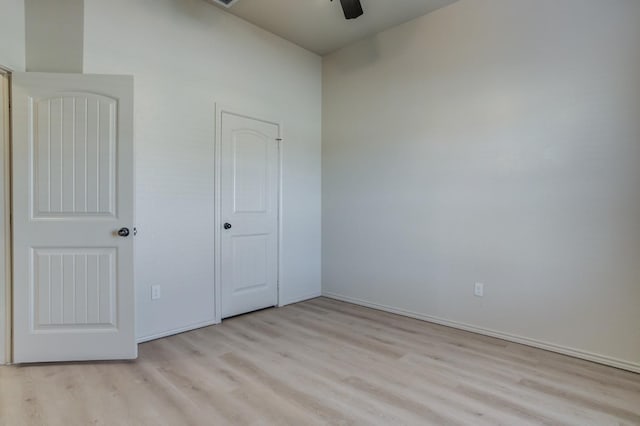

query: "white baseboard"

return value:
[322, 292, 640, 374]
[279, 292, 322, 307]
[137, 319, 219, 344]
[136, 291, 321, 344]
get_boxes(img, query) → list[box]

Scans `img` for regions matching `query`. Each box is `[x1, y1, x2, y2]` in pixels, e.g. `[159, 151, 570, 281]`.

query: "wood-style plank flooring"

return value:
[1, 297, 639, 425]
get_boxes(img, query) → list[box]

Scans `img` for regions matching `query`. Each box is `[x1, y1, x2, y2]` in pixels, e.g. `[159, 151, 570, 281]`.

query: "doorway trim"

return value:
[0, 66, 12, 364]
[214, 104, 283, 323]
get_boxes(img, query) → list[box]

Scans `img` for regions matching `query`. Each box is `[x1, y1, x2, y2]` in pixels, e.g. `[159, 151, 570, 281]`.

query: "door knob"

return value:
[117, 227, 131, 237]
[223, 223, 232, 230]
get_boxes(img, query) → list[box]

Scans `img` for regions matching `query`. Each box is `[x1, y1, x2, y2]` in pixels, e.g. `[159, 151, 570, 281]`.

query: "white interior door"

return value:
[12, 72, 136, 363]
[220, 111, 279, 319]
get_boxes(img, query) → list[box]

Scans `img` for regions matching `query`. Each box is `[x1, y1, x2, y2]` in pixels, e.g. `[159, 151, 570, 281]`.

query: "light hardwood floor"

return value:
[1, 297, 639, 425]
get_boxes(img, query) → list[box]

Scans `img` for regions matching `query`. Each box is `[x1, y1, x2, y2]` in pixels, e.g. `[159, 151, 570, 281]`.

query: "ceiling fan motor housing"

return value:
[339, 0, 364, 19]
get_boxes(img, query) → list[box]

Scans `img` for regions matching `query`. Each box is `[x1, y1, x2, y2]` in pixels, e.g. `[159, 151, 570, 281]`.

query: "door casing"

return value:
[214, 104, 283, 323]
[0, 67, 11, 364]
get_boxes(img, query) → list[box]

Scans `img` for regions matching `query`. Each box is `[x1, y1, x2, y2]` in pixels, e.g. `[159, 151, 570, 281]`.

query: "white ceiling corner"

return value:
[208, 0, 459, 55]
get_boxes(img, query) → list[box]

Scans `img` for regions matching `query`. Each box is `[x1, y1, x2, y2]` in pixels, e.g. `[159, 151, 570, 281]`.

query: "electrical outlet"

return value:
[474, 282, 484, 297]
[151, 285, 161, 300]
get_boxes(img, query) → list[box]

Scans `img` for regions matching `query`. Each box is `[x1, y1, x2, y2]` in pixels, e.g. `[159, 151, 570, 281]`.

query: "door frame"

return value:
[214, 104, 283, 323]
[0, 66, 12, 364]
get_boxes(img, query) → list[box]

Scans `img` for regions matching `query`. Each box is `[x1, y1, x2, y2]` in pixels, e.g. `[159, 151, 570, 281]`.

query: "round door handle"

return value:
[118, 227, 131, 237]
[223, 223, 232, 230]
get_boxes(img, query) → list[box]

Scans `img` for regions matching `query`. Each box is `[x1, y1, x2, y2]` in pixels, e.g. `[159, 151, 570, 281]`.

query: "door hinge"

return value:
[276, 138, 283, 142]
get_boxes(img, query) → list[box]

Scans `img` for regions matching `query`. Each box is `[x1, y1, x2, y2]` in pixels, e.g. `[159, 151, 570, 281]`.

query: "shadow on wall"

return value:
[330, 17, 424, 72]
[164, 0, 205, 19]
[165, 0, 228, 28]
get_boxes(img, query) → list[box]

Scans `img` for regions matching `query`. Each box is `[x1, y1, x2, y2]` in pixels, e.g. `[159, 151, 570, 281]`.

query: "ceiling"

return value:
[209, 0, 458, 55]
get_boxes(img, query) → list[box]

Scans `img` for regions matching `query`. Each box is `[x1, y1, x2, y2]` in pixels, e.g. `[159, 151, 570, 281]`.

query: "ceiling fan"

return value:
[211, 0, 364, 21]
[331, 0, 364, 20]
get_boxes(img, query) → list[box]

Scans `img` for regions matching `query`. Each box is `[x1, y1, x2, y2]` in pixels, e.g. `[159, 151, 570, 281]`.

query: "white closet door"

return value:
[220, 112, 279, 319]
[12, 72, 136, 363]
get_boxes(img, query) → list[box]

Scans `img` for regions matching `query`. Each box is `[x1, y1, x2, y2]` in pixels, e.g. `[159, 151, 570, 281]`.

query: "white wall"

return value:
[0, 0, 26, 71]
[83, 0, 322, 340]
[323, 0, 640, 371]
[25, 0, 83, 73]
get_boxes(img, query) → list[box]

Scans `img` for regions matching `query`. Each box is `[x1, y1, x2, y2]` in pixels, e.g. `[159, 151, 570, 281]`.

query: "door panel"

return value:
[233, 131, 269, 213]
[33, 248, 116, 328]
[231, 234, 269, 293]
[34, 94, 116, 217]
[220, 112, 279, 319]
[12, 72, 135, 363]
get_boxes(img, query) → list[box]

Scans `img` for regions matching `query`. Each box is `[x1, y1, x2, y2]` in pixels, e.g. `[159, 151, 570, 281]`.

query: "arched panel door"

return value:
[220, 111, 280, 319]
